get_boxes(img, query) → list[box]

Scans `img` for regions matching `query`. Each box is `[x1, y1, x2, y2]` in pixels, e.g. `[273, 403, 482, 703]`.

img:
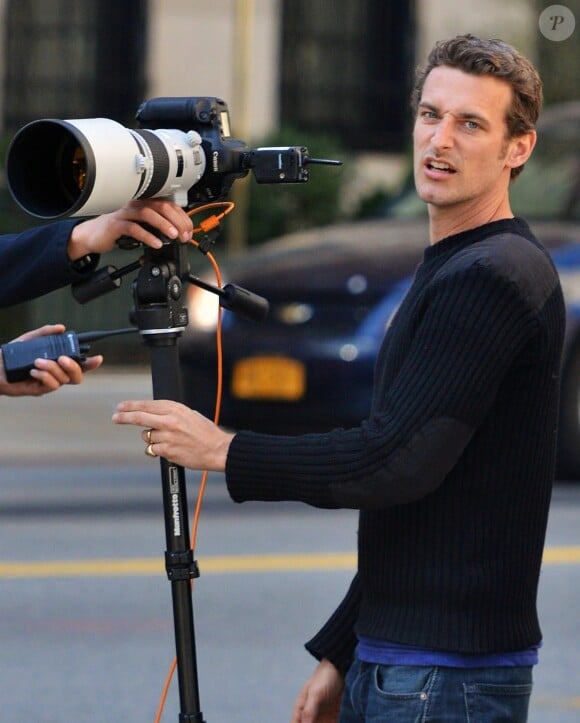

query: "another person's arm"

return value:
[0, 199, 193, 307]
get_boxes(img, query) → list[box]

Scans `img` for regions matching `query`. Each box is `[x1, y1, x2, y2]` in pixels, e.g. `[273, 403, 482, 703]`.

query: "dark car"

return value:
[179, 102, 580, 477]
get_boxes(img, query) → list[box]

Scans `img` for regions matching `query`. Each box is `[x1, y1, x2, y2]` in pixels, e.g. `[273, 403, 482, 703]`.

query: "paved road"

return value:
[0, 370, 579, 722]
[0, 367, 154, 465]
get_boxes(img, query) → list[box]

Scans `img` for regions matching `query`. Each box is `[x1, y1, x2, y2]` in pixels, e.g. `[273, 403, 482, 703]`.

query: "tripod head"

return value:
[130, 235, 191, 339]
[72, 226, 269, 340]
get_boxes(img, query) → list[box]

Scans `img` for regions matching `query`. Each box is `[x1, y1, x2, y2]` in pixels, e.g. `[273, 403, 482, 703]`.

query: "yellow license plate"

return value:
[231, 356, 306, 401]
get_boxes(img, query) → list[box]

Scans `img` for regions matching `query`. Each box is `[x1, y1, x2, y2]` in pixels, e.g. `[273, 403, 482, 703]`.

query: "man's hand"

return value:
[112, 399, 234, 470]
[67, 199, 194, 260]
[291, 659, 344, 723]
[0, 324, 102, 397]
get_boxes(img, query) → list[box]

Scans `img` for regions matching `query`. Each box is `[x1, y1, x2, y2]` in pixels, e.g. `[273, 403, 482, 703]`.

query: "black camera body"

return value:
[135, 96, 248, 205]
[6, 96, 336, 220]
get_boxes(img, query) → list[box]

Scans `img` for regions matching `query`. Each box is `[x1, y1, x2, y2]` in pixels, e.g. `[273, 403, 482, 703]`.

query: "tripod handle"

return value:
[220, 283, 269, 321]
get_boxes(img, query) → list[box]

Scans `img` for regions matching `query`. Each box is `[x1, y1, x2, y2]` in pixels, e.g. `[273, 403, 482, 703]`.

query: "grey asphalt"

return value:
[0, 367, 155, 465]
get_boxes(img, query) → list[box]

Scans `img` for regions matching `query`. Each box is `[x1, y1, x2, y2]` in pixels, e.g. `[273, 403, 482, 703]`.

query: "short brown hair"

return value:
[412, 34, 543, 178]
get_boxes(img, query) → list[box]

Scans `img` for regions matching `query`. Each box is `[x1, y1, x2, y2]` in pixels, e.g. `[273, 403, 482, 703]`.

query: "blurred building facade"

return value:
[0, 0, 546, 150]
[0, 0, 575, 338]
[1, 0, 571, 221]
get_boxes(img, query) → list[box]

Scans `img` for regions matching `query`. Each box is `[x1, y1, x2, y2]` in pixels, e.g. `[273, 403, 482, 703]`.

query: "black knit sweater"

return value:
[225, 218, 565, 673]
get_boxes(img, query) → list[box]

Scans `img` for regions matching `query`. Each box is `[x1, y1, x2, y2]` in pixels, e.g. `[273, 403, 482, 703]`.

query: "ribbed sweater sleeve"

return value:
[226, 249, 542, 509]
[304, 573, 361, 675]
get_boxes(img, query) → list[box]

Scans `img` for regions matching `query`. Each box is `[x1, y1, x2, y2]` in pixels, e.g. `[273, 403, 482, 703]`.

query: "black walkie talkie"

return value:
[1, 328, 137, 382]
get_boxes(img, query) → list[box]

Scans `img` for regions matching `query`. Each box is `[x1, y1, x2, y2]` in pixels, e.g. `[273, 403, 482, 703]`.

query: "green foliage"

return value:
[350, 187, 396, 220]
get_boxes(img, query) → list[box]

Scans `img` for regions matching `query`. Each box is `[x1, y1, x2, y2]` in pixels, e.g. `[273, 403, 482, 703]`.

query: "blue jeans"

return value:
[339, 659, 533, 722]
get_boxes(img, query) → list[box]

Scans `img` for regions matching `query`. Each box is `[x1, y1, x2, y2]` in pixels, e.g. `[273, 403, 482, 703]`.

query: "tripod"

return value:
[133, 238, 205, 722]
[75, 232, 267, 721]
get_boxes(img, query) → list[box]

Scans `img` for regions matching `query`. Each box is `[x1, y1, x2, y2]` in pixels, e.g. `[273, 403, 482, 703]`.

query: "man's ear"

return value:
[505, 130, 537, 171]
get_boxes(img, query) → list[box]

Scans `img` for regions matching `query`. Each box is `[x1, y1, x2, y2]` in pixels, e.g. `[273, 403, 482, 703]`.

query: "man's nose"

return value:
[431, 117, 455, 150]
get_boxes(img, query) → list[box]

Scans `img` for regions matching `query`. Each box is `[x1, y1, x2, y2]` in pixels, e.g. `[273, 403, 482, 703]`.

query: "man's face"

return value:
[413, 65, 516, 214]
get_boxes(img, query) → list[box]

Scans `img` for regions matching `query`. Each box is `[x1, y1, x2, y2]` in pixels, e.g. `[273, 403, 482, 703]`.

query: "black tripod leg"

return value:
[148, 339, 206, 723]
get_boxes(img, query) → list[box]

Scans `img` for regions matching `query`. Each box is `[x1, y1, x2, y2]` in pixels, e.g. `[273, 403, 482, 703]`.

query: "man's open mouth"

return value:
[426, 160, 456, 173]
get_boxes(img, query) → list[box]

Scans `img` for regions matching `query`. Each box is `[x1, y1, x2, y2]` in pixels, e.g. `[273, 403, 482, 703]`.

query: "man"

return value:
[1, 199, 193, 395]
[113, 35, 564, 721]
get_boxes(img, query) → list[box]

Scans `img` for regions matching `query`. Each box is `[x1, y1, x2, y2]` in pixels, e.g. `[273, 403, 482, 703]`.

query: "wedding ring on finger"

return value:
[145, 442, 157, 458]
[146, 428, 154, 444]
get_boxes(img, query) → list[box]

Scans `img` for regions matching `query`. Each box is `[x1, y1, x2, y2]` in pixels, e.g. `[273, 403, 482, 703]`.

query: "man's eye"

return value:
[465, 120, 480, 130]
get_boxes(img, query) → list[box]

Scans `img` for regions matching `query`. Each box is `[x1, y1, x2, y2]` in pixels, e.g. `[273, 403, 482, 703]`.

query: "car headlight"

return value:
[186, 277, 221, 332]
